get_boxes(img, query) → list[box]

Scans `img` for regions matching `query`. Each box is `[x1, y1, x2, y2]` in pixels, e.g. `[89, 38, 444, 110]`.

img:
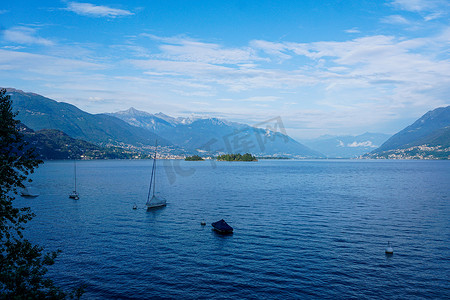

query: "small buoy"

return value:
[132, 204, 137, 210]
[200, 220, 206, 226]
[385, 241, 394, 255]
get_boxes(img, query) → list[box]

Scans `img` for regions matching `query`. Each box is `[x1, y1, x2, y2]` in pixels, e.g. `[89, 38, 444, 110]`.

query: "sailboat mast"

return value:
[74, 160, 77, 192]
[147, 141, 158, 203]
[153, 152, 156, 197]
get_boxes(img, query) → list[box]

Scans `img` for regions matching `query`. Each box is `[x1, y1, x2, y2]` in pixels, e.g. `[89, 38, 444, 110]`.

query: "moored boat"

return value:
[145, 141, 167, 210]
[212, 219, 233, 234]
[20, 186, 39, 197]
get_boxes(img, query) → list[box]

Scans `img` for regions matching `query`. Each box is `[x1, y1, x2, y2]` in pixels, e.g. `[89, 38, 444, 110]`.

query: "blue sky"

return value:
[1, 0, 449, 139]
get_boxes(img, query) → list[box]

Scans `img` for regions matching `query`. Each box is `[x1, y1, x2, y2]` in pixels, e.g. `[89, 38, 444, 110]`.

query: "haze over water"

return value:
[18, 159, 450, 299]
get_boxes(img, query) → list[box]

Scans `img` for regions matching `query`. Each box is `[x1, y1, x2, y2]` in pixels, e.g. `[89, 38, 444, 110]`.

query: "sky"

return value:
[0, 0, 449, 139]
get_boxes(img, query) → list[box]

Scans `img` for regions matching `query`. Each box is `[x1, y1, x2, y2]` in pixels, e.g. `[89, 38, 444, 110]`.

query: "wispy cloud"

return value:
[389, 0, 449, 20]
[347, 141, 377, 148]
[65, 2, 133, 18]
[390, 0, 436, 12]
[142, 34, 260, 64]
[0, 49, 104, 75]
[242, 96, 280, 102]
[381, 15, 410, 25]
[125, 30, 450, 115]
[2, 26, 54, 46]
[345, 28, 361, 34]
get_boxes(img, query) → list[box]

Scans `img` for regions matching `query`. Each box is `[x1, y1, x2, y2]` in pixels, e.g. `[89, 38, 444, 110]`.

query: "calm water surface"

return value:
[18, 160, 450, 299]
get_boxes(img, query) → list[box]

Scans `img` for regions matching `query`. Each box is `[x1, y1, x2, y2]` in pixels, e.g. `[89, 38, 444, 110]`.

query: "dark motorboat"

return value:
[211, 219, 233, 234]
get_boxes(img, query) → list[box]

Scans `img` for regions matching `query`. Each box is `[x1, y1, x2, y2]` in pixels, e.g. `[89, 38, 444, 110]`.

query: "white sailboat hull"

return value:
[69, 191, 79, 200]
[21, 187, 39, 197]
[146, 203, 167, 210]
[146, 195, 166, 210]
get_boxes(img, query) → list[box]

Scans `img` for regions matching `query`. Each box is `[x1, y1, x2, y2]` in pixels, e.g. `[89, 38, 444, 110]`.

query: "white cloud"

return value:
[423, 12, 444, 21]
[381, 15, 410, 25]
[242, 96, 280, 102]
[389, 0, 449, 20]
[347, 141, 376, 148]
[121, 30, 450, 127]
[345, 28, 361, 34]
[250, 40, 292, 60]
[65, 2, 133, 18]
[143, 34, 260, 64]
[3, 26, 54, 46]
[390, 0, 434, 12]
[0, 49, 104, 75]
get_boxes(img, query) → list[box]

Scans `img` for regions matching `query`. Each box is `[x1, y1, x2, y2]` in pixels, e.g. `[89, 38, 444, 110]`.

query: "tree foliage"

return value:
[184, 155, 204, 161]
[0, 89, 83, 299]
[216, 153, 257, 161]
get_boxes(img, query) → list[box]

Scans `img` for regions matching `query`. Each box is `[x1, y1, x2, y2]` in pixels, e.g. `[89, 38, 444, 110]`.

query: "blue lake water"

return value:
[17, 159, 450, 299]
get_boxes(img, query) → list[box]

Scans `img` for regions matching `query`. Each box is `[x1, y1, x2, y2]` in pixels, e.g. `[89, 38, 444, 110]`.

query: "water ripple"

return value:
[18, 160, 450, 299]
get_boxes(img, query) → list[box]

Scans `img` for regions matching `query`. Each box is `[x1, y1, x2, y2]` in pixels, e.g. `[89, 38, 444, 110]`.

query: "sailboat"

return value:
[145, 142, 166, 210]
[69, 160, 79, 200]
[20, 186, 39, 197]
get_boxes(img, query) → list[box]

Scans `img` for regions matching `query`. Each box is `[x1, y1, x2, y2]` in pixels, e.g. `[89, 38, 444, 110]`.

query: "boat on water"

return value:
[385, 242, 394, 255]
[69, 160, 79, 200]
[212, 219, 233, 234]
[20, 186, 39, 197]
[145, 141, 166, 210]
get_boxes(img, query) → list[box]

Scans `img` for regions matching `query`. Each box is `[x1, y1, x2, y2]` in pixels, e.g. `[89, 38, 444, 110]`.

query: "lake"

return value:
[17, 159, 450, 299]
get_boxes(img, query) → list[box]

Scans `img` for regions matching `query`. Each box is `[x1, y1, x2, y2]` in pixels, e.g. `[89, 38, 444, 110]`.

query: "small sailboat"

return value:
[211, 219, 233, 234]
[145, 141, 166, 210]
[20, 186, 39, 197]
[69, 160, 79, 200]
[385, 241, 394, 255]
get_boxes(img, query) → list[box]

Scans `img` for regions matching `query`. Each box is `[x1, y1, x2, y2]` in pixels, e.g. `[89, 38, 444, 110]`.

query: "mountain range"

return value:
[301, 132, 391, 158]
[364, 106, 450, 159]
[7, 88, 321, 158]
[108, 107, 322, 158]
[20, 123, 146, 160]
[6, 88, 449, 159]
[8, 88, 171, 151]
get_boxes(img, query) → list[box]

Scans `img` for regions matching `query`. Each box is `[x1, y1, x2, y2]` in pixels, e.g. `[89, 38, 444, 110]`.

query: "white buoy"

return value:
[201, 220, 206, 226]
[132, 203, 137, 210]
[385, 241, 394, 255]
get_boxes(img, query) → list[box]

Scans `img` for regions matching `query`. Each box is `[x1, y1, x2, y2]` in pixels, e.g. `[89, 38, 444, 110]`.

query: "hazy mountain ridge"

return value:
[7, 88, 448, 159]
[7, 88, 173, 151]
[365, 106, 450, 159]
[373, 106, 450, 152]
[110, 108, 323, 158]
[19, 123, 147, 160]
[6, 88, 322, 158]
[301, 132, 391, 158]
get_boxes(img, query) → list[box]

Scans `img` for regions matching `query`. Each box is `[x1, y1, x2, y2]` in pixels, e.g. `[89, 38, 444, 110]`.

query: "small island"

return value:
[185, 155, 205, 161]
[257, 156, 291, 160]
[216, 153, 257, 161]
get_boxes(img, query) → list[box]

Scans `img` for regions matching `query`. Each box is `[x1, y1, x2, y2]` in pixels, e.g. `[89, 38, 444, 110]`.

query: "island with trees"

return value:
[185, 155, 205, 161]
[216, 153, 257, 161]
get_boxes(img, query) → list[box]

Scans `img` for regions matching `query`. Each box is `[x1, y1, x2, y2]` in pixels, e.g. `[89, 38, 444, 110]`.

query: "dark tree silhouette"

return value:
[0, 88, 83, 299]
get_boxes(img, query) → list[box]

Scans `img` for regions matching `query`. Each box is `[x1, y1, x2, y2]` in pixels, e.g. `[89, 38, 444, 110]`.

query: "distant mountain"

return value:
[373, 106, 450, 152]
[110, 107, 174, 131]
[6, 88, 173, 152]
[366, 106, 450, 159]
[301, 132, 391, 158]
[110, 108, 323, 158]
[20, 124, 145, 160]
